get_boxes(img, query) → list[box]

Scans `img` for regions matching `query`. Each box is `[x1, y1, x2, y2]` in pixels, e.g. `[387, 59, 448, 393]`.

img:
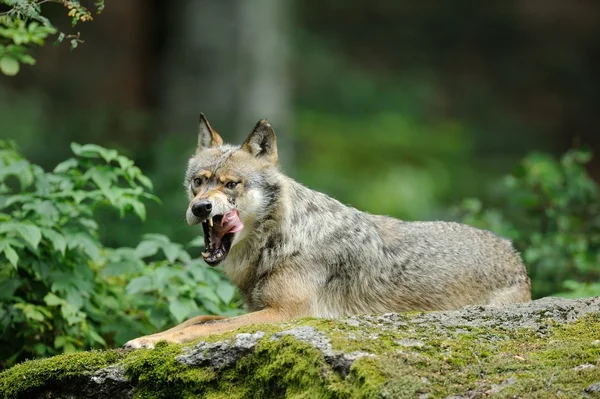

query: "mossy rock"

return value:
[2, 297, 600, 398]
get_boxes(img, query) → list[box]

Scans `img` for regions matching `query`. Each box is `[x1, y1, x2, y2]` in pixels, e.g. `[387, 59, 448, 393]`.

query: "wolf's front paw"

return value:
[124, 335, 163, 349]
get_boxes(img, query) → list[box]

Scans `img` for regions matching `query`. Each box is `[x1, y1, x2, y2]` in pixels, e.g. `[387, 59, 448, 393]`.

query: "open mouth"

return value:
[201, 209, 244, 266]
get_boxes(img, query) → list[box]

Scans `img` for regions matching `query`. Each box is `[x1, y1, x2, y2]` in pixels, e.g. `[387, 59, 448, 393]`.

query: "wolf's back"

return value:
[279, 180, 531, 316]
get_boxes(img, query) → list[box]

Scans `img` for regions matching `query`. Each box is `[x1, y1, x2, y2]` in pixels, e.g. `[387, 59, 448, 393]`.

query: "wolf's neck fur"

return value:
[223, 170, 366, 309]
[222, 169, 290, 299]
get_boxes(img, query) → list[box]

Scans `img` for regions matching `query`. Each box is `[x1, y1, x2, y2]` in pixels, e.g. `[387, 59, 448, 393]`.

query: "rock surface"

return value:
[1, 296, 600, 398]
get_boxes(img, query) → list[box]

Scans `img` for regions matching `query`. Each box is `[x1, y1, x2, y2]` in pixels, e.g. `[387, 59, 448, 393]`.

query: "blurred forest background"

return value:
[1, 0, 599, 367]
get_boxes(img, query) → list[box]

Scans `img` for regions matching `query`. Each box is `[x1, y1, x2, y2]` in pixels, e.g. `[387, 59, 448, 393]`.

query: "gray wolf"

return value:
[125, 114, 531, 348]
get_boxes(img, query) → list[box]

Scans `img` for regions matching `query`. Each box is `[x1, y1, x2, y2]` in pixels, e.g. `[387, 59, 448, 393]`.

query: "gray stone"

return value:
[573, 363, 596, 371]
[176, 331, 265, 369]
[585, 382, 600, 393]
[395, 338, 425, 348]
[488, 377, 516, 394]
[6, 296, 600, 398]
[408, 296, 600, 333]
[272, 326, 374, 377]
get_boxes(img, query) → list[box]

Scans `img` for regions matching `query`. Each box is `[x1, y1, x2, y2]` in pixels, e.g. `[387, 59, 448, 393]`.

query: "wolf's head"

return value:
[184, 114, 280, 266]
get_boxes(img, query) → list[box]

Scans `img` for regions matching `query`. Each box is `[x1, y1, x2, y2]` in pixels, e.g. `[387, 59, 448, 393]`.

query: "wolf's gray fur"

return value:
[123, 116, 531, 349]
[184, 117, 531, 318]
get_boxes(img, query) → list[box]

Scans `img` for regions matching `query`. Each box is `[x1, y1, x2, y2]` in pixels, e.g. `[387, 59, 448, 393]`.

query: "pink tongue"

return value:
[217, 209, 244, 238]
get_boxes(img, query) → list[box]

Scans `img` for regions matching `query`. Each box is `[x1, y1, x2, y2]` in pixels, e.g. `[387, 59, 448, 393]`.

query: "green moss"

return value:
[2, 313, 600, 398]
[299, 313, 600, 398]
[114, 329, 340, 398]
[124, 343, 195, 398]
[0, 349, 124, 399]
[213, 335, 340, 399]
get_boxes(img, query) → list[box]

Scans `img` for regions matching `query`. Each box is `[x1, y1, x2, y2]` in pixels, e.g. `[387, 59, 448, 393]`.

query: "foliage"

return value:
[0, 141, 241, 369]
[292, 37, 485, 221]
[0, 0, 103, 75]
[295, 111, 474, 220]
[457, 148, 600, 298]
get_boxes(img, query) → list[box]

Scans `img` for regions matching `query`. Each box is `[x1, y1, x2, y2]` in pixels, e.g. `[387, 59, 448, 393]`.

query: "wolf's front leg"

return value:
[124, 309, 288, 349]
[124, 314, 226, 349]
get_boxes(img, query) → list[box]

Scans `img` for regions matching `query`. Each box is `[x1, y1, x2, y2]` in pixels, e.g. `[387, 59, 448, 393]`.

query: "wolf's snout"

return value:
[191, 200, 212, 219]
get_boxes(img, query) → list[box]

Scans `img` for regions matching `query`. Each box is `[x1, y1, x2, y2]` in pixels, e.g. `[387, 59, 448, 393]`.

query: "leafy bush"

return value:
[0, 0, 103, 75]
[457, 149, 600, 299]
[295, 112, 474, 220]
[0, 141, 241, 369]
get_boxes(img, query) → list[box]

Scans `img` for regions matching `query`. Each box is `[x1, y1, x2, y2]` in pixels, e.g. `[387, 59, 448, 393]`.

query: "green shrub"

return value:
[0, 0, 103, 75]
[295, 112, 474, 220]
[0, 141, 241, 369]
[457, 149, 600, 298]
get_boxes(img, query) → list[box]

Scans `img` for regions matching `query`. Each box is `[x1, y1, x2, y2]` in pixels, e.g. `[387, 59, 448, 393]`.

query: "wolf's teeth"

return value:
[201, 251, 209, 257]
[208, 217, 213, 227]
[216, 252, 222, 259]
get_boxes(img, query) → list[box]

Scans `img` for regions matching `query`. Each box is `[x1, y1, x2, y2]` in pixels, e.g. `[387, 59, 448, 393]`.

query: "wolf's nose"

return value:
[192, 200, 213, 219]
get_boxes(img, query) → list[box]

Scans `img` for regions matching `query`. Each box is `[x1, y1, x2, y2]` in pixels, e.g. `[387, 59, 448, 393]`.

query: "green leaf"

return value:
[117, 155, 134, 170]
[2, 159, 34, 188]
[101, 261, 143, 277]
[216, 282, 236, 304]
[135, 241, 159, 259]
[44, 292, 64, 306]
[143, 234, 171, 245]
[78, 218, 99, 231]
[131, 200, 146, 221]
[197, 285, 221, 304]
[64, 343, 77, 353]
[18, 54, 35, 65]
[0, 56, 20, 76]
[68, 234, 101, 262]
[25, 307, 45, 322]
[187, 236, 205, 249]
[15, 224, 42, 249]
[54, 335, 67, 349]
[70, 142, 83, 156]
[66, 289, 83, 312]
[3, 245, 18, 268]
[163, 243, 180, 263]
[72, 144, 114, 160]
[137, 174, 153, 190]
[42, 228, 67, 256]
[60, 302, 85, 325]
[88, 329, 107, 346]
[178, 249, 191, 263]
[24, 200, 59, 221]
[88, 167, 114, 191]
[54, 158, 78, 173]
[187, 260, 205, 282]
[33, 343, 48, 356]
[169, 298, 198, 323]
[152, 266, 175, 291]
[0, 278, 21, 300]
[202, 300, 222, 315]
[126, 276, 153, 295]
[98, 148, 118, 163]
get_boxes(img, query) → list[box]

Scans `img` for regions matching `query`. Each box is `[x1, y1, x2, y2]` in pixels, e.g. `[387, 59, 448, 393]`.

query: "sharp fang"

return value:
[216, 252, 222, 258]
[201, 251, 209, 257]
[208, 217, 213, 227]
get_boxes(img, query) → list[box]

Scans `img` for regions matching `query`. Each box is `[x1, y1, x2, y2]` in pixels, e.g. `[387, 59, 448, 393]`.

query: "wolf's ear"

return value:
[242, 119, 278, 164]
[197, 113, 223, 152]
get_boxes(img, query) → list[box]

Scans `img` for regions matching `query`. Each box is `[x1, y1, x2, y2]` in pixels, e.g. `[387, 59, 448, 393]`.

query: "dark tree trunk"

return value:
[160, 0, 293, 167]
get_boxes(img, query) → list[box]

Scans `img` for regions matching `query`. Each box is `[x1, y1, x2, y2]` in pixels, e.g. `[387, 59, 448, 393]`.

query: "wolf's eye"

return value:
[225, 181, 239, 189]
[193, 178, 203, 187]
